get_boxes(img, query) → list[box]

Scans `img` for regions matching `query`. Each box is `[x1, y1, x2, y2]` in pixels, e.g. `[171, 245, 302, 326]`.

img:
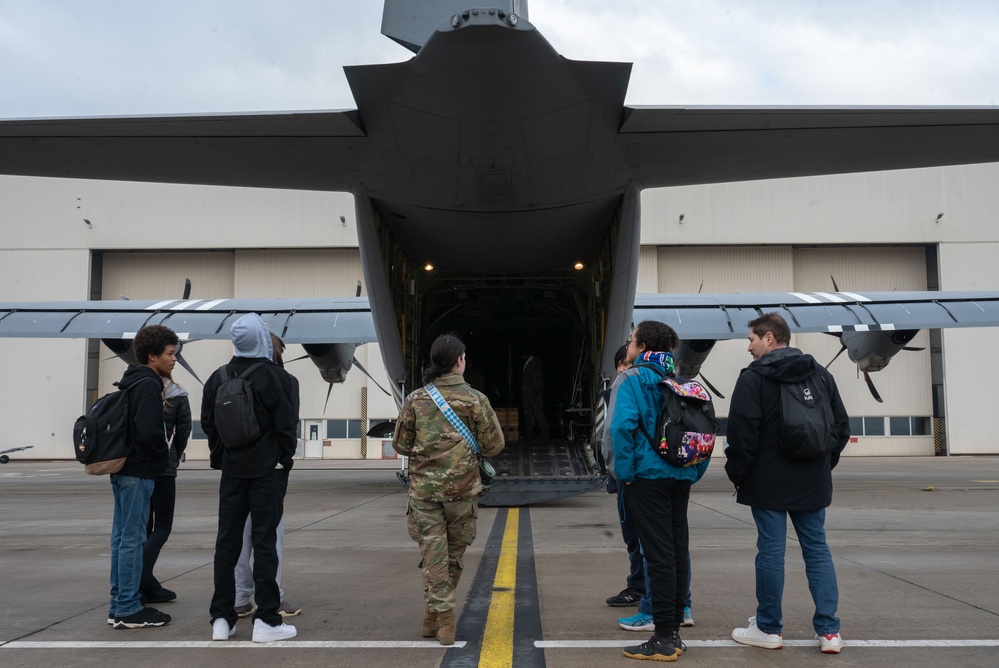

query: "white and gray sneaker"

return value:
[817, 632, 844, 653]
[252, 618, 297, 643]
[212, 618, 236, 641]
[732, 616, 783, 649]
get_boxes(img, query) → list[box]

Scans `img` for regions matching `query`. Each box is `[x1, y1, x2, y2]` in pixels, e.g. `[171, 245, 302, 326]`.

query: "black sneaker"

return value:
[623, 633, 678, 661]
[672, 630, 687, 656]
[606, 588, 643, 607]
[113, 607, 171, 629]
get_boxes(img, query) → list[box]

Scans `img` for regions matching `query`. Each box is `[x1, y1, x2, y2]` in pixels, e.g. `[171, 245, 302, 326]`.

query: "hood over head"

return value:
[163, 377, 188, 399]
[230, 313, 273, 360]
[749, 346, 818, 382]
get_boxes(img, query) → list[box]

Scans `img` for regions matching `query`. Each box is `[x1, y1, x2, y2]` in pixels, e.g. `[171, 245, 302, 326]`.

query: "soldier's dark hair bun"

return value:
[422, 333, 466, 385]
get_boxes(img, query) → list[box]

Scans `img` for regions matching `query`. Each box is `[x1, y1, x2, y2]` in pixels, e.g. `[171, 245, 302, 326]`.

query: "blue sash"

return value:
[425, 383, 480, 455]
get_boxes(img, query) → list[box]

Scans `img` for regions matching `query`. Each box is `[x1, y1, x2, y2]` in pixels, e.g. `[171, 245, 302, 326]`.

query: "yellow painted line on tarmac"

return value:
[478, 507, 519, 668]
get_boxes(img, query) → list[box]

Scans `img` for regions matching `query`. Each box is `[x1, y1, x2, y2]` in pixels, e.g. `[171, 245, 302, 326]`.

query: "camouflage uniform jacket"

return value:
[393, 373, 505, 501]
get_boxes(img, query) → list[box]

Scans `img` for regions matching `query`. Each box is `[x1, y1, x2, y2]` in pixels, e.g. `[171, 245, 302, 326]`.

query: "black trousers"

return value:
[624, 477, 691, 637]
[141, 475, 176, 593]
[210, 468, 288, 627]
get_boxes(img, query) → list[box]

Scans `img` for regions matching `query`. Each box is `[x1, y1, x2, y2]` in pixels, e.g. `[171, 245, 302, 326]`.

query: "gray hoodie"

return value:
[230, 313, 273, 360]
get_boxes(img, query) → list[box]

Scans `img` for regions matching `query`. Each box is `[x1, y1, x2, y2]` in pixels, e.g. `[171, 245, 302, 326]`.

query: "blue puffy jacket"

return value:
[609, 360, 710, 484]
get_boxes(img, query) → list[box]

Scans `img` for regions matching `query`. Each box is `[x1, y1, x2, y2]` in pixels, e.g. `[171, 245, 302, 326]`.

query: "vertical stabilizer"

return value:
[382, 0, 529, 53]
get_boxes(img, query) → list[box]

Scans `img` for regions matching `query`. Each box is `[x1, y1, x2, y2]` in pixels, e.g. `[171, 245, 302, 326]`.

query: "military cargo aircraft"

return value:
[3, 1, 999, 504]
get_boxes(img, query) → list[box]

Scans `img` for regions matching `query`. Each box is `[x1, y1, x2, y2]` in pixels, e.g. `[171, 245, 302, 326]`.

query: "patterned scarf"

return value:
[638, 350, 675, 375]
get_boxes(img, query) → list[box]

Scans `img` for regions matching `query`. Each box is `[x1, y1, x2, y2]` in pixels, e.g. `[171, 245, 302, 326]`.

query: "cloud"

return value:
[1, 0, 997, 117]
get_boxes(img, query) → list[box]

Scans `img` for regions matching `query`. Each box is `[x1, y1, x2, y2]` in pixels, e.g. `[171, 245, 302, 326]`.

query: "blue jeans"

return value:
[110, 475, 155, 617]
[751, 507, 840, 635]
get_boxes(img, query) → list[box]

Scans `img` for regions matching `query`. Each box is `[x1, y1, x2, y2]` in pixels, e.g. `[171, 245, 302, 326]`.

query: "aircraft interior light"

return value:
[574, 262, 585, 270]
[424, 263, 434, 271]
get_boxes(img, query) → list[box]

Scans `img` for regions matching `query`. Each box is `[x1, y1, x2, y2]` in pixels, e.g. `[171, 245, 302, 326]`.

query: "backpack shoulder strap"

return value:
[238, 362, 268, 380]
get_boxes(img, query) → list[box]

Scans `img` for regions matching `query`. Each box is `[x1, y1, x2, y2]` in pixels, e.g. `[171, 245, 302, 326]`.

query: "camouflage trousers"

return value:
[406, 498, 478, 613]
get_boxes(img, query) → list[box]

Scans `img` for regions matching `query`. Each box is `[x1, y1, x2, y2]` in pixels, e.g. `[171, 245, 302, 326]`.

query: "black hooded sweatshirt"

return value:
[117, 364, 169, 480]
[725, 347, 850, 511]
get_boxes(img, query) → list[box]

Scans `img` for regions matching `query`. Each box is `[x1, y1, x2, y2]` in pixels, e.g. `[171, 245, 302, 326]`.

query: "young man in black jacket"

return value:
[725, 312, 850, 654]
[202, 313, 299, 642]
[109, 324, 177, 629]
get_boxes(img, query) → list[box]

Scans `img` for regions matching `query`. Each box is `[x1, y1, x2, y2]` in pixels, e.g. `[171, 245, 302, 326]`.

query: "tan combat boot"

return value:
[421, 610, 439, 638]
[437, 610, 456, 646]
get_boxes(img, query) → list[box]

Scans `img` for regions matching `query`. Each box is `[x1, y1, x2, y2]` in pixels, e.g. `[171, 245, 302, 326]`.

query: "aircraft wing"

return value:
[634, 290, 999, 340]
[621, 106, 999, 188]
[0, 297, 376, 344]
[0, 111, 367, 191]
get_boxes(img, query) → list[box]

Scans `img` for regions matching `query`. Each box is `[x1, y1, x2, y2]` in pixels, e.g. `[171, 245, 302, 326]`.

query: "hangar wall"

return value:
[938, 242, 999, 455]
[641, 161, 999, 457]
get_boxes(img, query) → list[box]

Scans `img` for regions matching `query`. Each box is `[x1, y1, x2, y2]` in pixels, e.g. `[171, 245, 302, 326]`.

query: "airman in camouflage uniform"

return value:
[393, 365, 504, 645]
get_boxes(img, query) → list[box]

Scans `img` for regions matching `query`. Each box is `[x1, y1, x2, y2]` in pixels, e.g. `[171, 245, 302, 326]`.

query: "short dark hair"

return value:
[634, 320, 679, 353]
[748, 312, 791, 345]
[422, 333, 466, 385]
[613, 344, 629, 367]
[133, 325, 179, 364]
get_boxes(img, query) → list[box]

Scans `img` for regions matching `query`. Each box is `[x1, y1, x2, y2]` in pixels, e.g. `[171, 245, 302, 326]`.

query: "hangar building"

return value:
[2, 161, 997, 461]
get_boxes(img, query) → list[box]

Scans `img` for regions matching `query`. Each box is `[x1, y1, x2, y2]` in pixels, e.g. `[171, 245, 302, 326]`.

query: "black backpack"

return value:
[768, 370, 838, 462]
[213, 363, 267, 450]
[637, 366, 720, 467]
[72, 376, 159, 475]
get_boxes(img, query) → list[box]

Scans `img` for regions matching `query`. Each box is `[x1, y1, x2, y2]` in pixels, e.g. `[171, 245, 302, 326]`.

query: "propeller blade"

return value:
[902, 346, 926, 352]
[863, 371, 884, 403]
[176, 352, 204, 385]
[324, 382, 334, 412]
[182, 278, 191, 300]
[825, 344, 847, 369]
[697, 372, 725, 400]
[352, 357, 391, 396]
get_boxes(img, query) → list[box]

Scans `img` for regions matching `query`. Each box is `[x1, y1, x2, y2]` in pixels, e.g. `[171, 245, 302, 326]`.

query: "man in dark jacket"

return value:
[109, 324, 176, 629]
[725, 312, 850, 654]
[202, 313, 300, 642]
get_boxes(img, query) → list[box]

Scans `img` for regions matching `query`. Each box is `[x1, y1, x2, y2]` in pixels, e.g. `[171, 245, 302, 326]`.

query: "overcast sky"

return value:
[1, 0, 997, 118]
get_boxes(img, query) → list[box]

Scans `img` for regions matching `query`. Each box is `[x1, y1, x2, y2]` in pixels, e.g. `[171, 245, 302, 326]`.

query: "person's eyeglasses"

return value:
[626, 338, 638, 347]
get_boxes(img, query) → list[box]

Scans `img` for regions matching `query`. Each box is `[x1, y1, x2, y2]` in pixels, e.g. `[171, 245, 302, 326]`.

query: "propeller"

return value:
[863, 371, 883, 403]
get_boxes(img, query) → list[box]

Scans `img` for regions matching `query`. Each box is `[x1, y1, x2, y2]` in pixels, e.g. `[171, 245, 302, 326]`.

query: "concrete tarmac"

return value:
[1, 456, 997, 667]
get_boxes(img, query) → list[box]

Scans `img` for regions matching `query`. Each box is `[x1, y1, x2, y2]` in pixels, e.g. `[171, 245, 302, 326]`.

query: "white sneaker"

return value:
[252, 618, 297, 642]
[817, 632, 844, 653]
[732, 616, 783, 649]
[212, 618, 235, 641]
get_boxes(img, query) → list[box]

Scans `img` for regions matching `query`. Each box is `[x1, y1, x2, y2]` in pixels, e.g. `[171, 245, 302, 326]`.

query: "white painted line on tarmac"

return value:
[536, 639, 999, 649]
[0, 640, 466, 649]
[6, 639, 994, 651]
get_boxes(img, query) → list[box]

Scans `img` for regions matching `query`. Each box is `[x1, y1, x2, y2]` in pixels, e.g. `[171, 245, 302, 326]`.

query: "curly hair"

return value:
[133, 325, 179, 364]
[634, 320, 680, 353]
